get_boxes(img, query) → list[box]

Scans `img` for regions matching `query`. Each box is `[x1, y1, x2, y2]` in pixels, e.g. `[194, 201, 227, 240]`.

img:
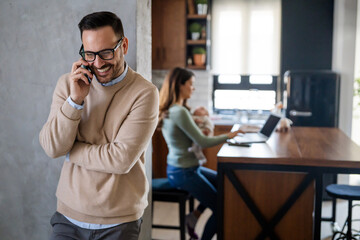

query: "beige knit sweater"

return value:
[39, 67, 159, 224]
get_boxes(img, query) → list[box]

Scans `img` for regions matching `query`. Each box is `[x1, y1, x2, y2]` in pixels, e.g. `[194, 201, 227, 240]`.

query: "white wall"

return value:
[136, 0, 152, 238]
[355, 2, 360, 81]
[333, 0, 358, 136]
[351, 0, 360, 145]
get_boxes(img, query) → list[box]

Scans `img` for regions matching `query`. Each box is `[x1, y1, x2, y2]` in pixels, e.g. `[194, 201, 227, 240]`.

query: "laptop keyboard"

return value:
[234, 133, 266, 141]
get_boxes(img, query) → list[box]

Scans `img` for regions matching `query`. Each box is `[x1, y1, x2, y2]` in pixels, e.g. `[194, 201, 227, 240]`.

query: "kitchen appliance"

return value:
[284, 70, 340, 205]
[284, 70, 340, 127]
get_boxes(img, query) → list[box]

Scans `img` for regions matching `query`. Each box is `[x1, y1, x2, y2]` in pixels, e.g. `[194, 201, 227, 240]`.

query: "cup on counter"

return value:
[234, 110, 248, 124]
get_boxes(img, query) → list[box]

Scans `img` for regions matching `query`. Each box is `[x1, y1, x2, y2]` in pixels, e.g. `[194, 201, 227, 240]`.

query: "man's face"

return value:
[82, 26, 128, 84]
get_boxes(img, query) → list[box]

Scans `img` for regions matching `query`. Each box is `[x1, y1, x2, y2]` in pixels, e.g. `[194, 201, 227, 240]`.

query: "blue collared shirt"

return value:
[98, 62, 129, 87]
[64, 62, 129, 229]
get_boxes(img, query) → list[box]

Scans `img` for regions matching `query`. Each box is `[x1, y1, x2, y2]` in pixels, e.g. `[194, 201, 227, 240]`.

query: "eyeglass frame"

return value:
[78, 36, 124, 62]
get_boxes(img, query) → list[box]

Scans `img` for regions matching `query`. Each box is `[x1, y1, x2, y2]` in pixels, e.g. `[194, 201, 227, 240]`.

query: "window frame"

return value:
[212, 74, 280, 114]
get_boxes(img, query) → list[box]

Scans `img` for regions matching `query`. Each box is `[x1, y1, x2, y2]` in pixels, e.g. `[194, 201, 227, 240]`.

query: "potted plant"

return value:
[189, 22, 202, 40]
[353, 77, 360, 111]
[354, 78, 360, 105]
[195, 0, 208, 15]
[192, 47, 206, 66]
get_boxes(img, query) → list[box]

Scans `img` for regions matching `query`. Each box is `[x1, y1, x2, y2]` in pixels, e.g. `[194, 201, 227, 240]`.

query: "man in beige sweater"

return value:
[39, 12, 159, 240]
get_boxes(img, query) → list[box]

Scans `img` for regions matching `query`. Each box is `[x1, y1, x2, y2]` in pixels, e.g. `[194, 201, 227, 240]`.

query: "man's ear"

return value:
[122, 37, 129, 55]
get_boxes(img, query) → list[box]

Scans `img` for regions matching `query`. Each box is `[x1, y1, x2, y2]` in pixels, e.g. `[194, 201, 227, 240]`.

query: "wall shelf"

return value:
[187, 14, 207, 19]
[187, 65, 207, 70]
[186, 1, 211, 70]
[187, 39, 207, 45]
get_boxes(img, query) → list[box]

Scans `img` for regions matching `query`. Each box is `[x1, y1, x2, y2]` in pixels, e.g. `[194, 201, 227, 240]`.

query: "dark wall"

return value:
[280, 0, 334, 76]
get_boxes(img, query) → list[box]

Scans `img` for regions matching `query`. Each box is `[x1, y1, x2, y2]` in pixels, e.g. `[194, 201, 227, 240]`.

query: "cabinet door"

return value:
[152, 129, 168, 178]
[152, 0, 163, 69]
[152, 0, 186, 69]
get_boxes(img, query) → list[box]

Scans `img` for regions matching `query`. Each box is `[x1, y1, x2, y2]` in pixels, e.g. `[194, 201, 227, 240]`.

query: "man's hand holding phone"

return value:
[69, 58, 93, 105]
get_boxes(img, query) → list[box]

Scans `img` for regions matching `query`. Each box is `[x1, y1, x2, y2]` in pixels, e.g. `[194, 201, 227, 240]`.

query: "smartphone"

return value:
[81, 65, 92, 84]
[226, 139, 251, 147]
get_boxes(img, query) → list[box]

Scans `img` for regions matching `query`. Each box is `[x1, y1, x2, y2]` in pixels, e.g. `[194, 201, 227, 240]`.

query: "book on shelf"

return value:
[187, 0, 196, 15]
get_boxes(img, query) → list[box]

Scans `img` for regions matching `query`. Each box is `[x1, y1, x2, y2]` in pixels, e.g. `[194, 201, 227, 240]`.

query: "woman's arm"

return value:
[171, 106, 242, 148]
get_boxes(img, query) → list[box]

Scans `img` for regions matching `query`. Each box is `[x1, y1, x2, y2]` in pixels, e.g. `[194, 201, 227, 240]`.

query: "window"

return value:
[212, 0, 281, 75]
[213, 75, 278, 113]
[211, 0, 281, 112]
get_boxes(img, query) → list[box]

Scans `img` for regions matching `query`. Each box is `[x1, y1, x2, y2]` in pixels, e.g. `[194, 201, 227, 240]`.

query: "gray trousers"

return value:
[49, 212, 142, 240]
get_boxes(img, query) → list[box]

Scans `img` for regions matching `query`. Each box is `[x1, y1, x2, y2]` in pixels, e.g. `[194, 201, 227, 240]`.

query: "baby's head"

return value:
[193, 106, 209, 116]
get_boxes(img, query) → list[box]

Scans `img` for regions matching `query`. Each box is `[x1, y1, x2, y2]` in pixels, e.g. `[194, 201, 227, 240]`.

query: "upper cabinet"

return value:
[152, 0, 186, 69]
[152, 0, 211, 70]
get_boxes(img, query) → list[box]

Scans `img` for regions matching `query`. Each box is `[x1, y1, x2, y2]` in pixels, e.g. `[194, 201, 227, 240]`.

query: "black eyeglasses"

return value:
[79, 37, 124, 62]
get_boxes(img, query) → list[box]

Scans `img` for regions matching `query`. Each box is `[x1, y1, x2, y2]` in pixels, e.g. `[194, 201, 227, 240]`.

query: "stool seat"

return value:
[152, 178, 176, 191]
[326, 184, 360, 200]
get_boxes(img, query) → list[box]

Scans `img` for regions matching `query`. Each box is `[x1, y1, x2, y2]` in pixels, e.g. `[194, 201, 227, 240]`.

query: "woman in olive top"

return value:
[158, 67, 243, 240]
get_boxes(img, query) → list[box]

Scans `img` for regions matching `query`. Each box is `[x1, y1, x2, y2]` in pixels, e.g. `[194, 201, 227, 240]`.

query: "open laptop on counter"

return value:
[227, 113, 281, 145]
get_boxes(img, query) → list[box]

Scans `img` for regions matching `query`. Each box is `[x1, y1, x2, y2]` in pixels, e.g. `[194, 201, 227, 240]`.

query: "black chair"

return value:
[326, 184, 360, 240]
[152, 178, 194, 240]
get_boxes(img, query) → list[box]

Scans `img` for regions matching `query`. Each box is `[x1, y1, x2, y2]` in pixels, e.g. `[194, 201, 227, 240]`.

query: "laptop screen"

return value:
[259, 114, 281, 137]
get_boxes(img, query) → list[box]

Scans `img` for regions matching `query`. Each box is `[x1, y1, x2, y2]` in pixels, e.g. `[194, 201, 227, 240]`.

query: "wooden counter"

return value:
[217, 127, 360, 240]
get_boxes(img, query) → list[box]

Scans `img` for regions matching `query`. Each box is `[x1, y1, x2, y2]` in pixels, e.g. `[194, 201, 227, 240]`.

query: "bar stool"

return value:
[152, 178, 194, 240]
[326, 184, 360, 240]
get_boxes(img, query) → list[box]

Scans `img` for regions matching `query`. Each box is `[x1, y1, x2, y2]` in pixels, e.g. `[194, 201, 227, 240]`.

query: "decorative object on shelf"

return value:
[195, 0, 208, 14]
[201, 26, 206, 39]
[189, 22, 202, 40]
[192, 47, 206, 66]
[187, 57, 193, 65]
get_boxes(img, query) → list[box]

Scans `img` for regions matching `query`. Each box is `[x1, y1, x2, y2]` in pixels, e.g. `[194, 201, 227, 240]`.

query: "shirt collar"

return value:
[95, 62, 128, 87]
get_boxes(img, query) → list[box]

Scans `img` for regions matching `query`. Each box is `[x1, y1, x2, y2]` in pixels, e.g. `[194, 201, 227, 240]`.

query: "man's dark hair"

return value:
[78, 11, 124, 39]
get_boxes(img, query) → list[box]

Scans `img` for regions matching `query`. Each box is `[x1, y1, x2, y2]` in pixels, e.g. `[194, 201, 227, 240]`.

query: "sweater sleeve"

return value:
[171, 106, 228, 148]
[39, 74, 82, 158]
[68, 86, 159, 174]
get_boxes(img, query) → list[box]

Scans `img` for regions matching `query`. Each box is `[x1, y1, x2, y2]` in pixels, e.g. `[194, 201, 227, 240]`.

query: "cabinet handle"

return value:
[289, 110, 312, 117]
[156, 47, 160, 61]
[162, 48, 166, 61]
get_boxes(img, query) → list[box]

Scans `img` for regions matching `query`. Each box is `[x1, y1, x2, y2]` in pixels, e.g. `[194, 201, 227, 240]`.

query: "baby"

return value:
[188, 106, 214, 165]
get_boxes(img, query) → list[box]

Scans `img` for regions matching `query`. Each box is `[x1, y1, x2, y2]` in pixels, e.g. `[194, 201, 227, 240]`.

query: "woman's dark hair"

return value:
[78, 11, 124, 39]
[158, 67, 194, 128]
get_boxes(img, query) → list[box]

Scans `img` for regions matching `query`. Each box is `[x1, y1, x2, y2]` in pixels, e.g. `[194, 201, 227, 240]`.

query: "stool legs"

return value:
[333, 200, 356, 240]
[179, 198, 186, 240]
[347, 200, 352, 240]
[189, 196, 194, 212]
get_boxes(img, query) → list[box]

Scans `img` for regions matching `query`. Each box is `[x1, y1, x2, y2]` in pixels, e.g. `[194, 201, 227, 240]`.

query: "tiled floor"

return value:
[152, 199, 360, 240]
[152, 200, 214, 240]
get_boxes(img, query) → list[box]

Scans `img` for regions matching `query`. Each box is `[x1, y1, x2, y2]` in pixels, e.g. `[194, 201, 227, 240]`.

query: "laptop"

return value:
[227, 114, 281, 145]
